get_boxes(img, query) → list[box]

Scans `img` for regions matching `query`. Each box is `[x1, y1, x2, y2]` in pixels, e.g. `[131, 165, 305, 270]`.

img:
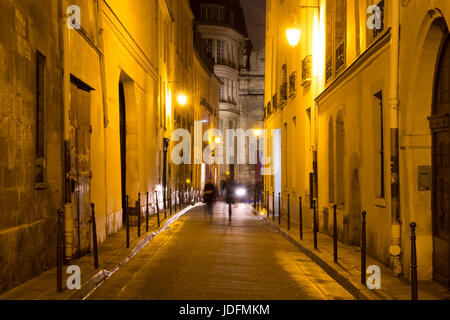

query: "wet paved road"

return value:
[89, 203, 353, 300]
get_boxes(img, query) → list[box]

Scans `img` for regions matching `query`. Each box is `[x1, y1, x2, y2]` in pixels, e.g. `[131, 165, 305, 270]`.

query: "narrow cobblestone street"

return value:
[88, 203, 353, 300]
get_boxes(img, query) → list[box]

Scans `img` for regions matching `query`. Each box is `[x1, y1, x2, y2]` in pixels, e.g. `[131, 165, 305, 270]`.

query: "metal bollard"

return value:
[155, 191, 160, 228]
[254, 189, 257, 209]
[278, 192, 281, 225]
[126, 195, 130, 248]
[333, 204, 338, 263]
[137, 193, 141, 237]
[410, 222, 418, 300]
[146, 192, 149, 232]
[261, 190, 264, 211]
[257, 190, 260, 211]
[361, 211, 367, 285]
[299, 197, 303, 240]
[174, 189, 177, 212]
[287, 194, 291, 230]
[313, 200, 318, 249]
[272, 192, 275, 221]
[90, 203, 99, 269]
[57, 209, 64, 293]
[170, 189, 173, 216]
[259, 191, 262, 212]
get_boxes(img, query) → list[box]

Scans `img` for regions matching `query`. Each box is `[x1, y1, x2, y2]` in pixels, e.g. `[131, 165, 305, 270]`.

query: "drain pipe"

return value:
[388, 0, 402, 276]
[61, 0, 74, 261]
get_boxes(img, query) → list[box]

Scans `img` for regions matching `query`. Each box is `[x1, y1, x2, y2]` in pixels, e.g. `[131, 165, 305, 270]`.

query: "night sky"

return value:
[240, 0, 266, 49]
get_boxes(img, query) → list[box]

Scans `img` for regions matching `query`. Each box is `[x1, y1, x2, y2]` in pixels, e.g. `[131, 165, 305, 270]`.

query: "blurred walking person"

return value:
[203, 179, 217, 215]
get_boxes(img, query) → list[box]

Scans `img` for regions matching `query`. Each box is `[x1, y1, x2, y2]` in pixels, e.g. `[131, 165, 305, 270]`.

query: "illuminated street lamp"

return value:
[286, 3, 320, 48]
[286, 26, 301, 47]
[253, 128, 262, 137]
[177, 94, 188, 106]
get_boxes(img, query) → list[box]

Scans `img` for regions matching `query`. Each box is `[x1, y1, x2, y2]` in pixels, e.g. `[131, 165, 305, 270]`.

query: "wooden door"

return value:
[70, 82, 92, 258]
[431, 36, 450, 287]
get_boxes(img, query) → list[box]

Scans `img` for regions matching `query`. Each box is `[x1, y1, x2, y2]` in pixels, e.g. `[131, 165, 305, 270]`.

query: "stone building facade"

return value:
[0, 0, 219, 294]
[264, 0, 449, 289]
[191, 0, 265, 193]
[0, 0, 63, 293]
[238, 46, 266, 191]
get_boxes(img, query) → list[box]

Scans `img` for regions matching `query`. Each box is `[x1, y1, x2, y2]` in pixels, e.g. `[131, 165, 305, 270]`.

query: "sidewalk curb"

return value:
[70, 203, 202, 300]
[252, 208, 391, 301]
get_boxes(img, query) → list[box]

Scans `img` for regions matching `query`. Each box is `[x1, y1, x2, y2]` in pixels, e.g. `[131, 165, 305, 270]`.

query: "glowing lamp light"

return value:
[253, 129, 262, 137]
[235, 188, 246, 197]
[177, 94, 188, 106]
[286, 28, 301, 47]
[214, 137, 221, 143]
[186, 178, 191, 184]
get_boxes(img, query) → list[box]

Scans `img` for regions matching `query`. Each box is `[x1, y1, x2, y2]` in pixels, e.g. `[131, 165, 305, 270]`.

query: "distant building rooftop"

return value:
[190, 0, 248, 37]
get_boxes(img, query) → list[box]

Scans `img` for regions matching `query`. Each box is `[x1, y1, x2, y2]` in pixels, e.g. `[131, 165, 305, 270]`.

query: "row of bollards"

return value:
[56, 209, 64, 293]
[125, 187, 201, 248]
[262, 193, 420, 300]
[254, 190, 264, 212]
[55, 187, 202, 293]
[361, 211, 367, 285]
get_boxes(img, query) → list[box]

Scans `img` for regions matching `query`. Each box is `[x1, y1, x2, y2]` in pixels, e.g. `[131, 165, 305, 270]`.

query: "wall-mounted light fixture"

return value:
[286, 2, 320, 47]
[253, 128, 262, 137]
[177, 94, 188, 106]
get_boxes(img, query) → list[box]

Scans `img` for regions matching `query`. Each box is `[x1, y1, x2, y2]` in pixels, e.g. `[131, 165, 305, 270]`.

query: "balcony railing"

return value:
[264, 101, 270, 119]
[272, 94, 278, 112]
[335, 40, 345, 73]
[302, 55, 312, 87]
[280, 82, 288, 105]
[289, 71, 297, 96]
[219, 97, 237, 106]
[373, 0, 385, 38]
[216, 57, 237, 70]
[201, 98, 217, 116]
[326, 57, 333, 82]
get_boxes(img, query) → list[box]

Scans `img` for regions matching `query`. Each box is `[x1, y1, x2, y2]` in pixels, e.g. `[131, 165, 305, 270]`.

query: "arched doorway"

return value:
[431, 33, 450, 287]
[119, 73, 139, 222]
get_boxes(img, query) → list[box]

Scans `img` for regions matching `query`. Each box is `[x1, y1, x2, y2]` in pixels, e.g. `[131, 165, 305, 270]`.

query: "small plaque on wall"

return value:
[418, 166, 432, 191]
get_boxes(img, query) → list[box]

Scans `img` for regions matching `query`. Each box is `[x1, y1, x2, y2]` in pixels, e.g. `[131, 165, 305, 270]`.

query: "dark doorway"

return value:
[119, 82, 127, 223]
[70, 79, 92, 258]
[431, 35, 450, 287]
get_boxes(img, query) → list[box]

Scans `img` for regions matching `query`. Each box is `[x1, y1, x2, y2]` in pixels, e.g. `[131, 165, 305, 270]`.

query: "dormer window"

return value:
[218, 9, 224, 22]
[201, 7, 212, 21]
[201, 5, 227, 23]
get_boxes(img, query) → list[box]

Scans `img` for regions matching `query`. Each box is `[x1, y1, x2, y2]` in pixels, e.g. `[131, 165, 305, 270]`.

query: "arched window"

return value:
[328, 118, 335, 203]
[336, 111, 345, 205]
